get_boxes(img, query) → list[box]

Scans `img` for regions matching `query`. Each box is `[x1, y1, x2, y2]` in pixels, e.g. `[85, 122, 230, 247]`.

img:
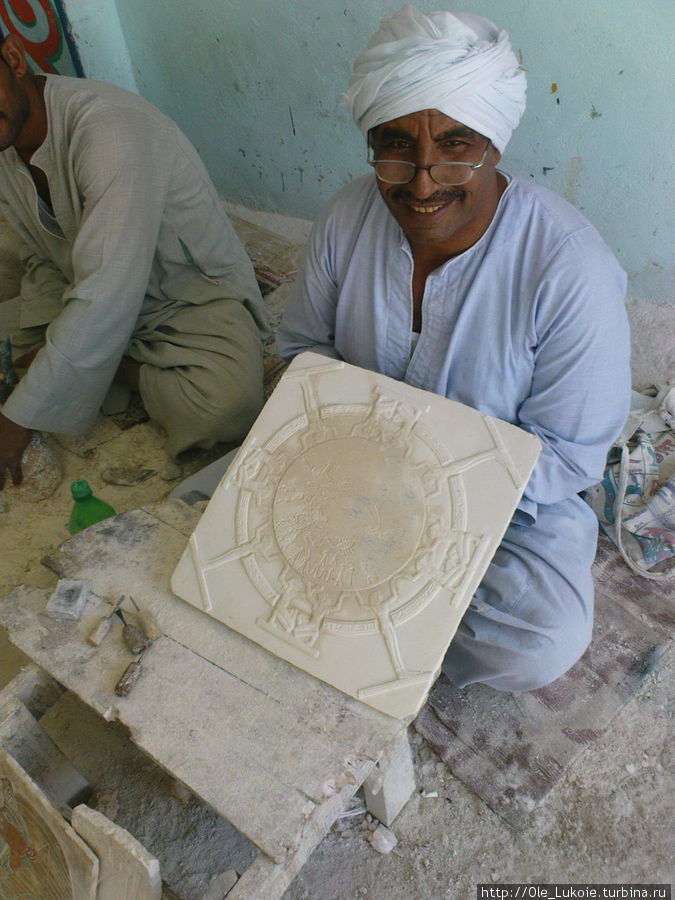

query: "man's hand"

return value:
[0, 413, 31, 489]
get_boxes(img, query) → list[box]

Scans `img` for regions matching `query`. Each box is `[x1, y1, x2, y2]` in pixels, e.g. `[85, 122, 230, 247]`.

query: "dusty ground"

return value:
[1, 410, 672, 900]
[1, 207, 672, 898]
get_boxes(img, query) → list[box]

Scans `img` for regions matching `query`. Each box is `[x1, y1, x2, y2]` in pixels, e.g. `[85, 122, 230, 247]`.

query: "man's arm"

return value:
[2, 107, 170, 436]
[0, 196, 71, 328]
[517, 237, 631, 510]
[0, 209, 69, 485]
[276, 207, 343, 361]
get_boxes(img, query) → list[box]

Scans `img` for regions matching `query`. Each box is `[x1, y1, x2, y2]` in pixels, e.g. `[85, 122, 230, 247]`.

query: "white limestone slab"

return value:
[172, 352, 540, 719]
[0, 748, 98, 900]
[72, 804, 161, 900]
[0, 699, 91, 817]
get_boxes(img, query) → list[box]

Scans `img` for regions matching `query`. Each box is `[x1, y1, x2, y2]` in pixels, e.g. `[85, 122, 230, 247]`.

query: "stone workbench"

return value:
[0, 498, 414, 900]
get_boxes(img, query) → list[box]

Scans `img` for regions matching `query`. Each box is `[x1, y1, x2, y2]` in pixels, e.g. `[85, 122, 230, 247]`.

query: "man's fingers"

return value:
[0, 461, 24, 488]
[0, 416, 32, 489]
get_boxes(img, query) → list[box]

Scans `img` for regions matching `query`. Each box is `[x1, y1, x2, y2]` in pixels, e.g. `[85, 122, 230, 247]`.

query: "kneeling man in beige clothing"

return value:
[0, 31, 268, 487]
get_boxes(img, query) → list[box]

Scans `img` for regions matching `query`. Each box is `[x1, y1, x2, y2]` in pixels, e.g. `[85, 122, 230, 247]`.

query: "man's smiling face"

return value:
[369, 109, 502, 256]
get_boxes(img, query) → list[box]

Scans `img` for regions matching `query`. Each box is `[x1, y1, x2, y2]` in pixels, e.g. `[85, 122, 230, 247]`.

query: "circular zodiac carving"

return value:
[272, 436, 426, 590]
[226, 377, 473, 643]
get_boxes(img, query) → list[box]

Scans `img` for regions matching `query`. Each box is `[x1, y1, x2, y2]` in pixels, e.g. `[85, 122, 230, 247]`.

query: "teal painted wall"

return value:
[64, 0, 137, 92]
[104, 2, 674, 301]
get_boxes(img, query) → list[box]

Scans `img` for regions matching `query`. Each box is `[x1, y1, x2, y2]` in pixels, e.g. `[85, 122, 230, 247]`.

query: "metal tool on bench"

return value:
[115, 653, 145, 697]
[87, 595, 124, 646]
[116, 610, 153, 655]
[87, 595, 157, 697]
[129, 595, 162, 641]
[115, 598, 160, 697]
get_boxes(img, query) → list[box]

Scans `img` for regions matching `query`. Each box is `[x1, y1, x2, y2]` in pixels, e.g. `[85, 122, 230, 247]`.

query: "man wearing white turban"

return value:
[281, 5, 631, 692]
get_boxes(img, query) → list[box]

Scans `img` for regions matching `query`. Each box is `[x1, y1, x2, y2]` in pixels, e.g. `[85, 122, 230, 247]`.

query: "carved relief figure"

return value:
[0, 777, 37, 875]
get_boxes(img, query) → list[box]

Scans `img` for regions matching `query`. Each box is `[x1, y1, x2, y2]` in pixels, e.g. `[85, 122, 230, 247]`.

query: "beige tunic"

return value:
[0, 75, 269, 454]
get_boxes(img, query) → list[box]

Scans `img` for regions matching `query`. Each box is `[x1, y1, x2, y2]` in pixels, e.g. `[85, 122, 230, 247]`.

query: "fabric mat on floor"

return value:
[414, 532, 674, 828]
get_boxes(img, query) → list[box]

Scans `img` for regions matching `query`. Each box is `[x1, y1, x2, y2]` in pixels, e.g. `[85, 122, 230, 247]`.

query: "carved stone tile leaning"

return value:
[72, 805, 161, 900]
[171, 352, 540, 719]
[0, 749, 98, 900]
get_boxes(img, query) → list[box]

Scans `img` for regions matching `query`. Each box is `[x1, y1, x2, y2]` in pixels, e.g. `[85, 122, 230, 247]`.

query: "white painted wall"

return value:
[86, 1, 675, 303]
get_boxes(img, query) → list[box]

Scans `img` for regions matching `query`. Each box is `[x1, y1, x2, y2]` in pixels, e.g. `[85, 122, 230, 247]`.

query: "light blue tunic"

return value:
[278, 173, 631, 691]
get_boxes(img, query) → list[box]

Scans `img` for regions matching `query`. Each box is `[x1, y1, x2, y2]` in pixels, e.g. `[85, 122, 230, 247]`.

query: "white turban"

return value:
[344, 5, 526, 154]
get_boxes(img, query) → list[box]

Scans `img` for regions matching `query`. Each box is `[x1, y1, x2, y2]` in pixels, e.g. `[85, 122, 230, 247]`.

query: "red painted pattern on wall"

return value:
[0, 0, 82, 76]
[1, 0, 60, 72]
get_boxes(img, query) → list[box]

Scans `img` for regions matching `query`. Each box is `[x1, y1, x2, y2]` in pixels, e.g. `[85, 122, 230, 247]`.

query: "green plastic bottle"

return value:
[68, 479, 116, 535]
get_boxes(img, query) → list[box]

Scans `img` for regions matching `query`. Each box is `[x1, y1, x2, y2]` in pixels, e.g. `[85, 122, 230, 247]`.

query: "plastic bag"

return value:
[584, 383, 675, 580]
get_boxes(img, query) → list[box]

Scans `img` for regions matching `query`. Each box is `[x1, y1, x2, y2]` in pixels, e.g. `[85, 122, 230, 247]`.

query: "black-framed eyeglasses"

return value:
[368, 142, 491, 187]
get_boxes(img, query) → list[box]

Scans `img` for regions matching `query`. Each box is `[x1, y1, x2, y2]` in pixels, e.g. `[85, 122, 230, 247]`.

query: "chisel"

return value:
[116, 610, 152, 655]
[87, 595, 124, 646]
[129, 595, 161, 641]
[115, 653, 144, 697]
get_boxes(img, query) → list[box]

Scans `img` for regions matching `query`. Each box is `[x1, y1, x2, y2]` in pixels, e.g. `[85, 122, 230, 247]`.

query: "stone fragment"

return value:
[201, 868, 239, 899]
[5, 432, 61, 501]
[160, 458, 183, 481]
[45, 579, 91, 621]
[169, 778, 192, 803]
[369, 824, 398, 854]
[101, 466, 156, 486]
[364, 731, 415, 826]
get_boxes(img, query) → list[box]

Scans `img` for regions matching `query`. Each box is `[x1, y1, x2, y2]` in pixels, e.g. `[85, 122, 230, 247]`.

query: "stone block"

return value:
[45, 579, 91, 621]
[363, 729, 415, 826]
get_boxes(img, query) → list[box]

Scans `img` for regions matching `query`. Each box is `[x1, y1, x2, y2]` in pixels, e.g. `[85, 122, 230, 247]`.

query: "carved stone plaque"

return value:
[0, 750, 98, 900]
[172, 352, 540, 719]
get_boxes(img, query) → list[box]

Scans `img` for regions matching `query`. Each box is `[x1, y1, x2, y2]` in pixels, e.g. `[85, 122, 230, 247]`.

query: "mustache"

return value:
[392, 187, 464, 204]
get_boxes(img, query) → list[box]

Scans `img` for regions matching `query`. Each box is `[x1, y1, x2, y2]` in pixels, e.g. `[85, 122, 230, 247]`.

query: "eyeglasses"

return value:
[368, 142, 491, 187]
